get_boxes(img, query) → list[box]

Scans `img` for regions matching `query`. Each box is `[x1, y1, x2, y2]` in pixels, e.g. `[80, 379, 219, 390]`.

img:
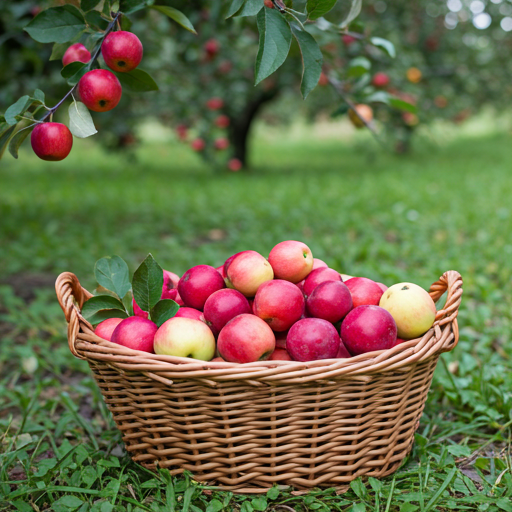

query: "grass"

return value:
[1, 128, 512, 511]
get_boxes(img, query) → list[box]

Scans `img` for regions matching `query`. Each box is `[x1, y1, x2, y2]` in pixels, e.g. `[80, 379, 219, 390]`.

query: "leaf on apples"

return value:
[81, 0, 102, 11]
[61, 61, 89, 86]
[307, 0, 337, 21]
[85, 10, 109, 31]
[68, 101, 98, 139]
[235, 0, 264, 17]
[94, 256, 131, 299]
[149, 6, 196, 34]
[87, 309, 129, 325]
[8, 114, 35, 160]
[255, 8, 292, 85]
[132, 254, 164, 313]
[291, 25, 323, 99]
[370, 37, 396, 58]
[226, 0, 247, 19]
[119, 0, 154, 15]
[81, 295, 128, 321]
[340, 0, 362, 28]
[24, 5, 86, 44]
[115, 69, 159, 92]
[4, 96, 33, 126]
[150, 299, 180, 327]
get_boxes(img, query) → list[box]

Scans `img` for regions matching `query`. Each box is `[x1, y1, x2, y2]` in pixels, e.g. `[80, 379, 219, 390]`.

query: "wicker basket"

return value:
[56, 270, 462, 492]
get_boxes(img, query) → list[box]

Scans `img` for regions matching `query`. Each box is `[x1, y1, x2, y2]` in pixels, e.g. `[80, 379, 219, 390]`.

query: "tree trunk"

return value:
[228, 87, 280, 168]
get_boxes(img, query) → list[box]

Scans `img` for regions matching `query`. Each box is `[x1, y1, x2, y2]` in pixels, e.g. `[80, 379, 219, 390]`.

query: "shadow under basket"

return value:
[56, 270, 462, 493]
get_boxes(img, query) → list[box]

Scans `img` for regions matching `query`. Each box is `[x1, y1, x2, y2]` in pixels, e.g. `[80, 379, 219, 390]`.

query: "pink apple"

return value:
[62, 43, 91, 67]
[391, 338, 408, 347]
[337, 338, 352, 358]
[253, 280, 304, 331]
[191, 138, 205, 152]
[217, 314, 275, 363]
[174, 292, 185, 306]
[312, 258, 328, 269]
[228, 158, 243, 171]
[154, 317, 216, 360]
[203, 288, 252, 335]
[340, 305, 397, 356]
[163, 269, 180, 291]
[78, 69, 122, 112]
[306, 280, 353, 324]
[216, 265, 225, 278]
[178, 265, 225, 310]
[215, 115, 230, 128]
[226, 251, 274, 297]
[132, 298, 149, 319]
[269, 348, 292, 361]
[345, 277, 384, 308]
[101, 31, 143, 73]
[268, 240, 314, 283]
[303, 267, 342, 297]
[286, 318, 340, 362]
[111, 316, 157, 353]
[223, 251, 248, 277]
[94, 317, 124, 341]
[31, 122, 73, 162]
[174, 307, 204, 322]
[376, 282, 388, 292]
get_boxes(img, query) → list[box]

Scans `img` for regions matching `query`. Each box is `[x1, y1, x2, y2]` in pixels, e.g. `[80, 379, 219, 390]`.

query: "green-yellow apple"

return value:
[379, 283, 436, 339]
[226, 251, 274, 297]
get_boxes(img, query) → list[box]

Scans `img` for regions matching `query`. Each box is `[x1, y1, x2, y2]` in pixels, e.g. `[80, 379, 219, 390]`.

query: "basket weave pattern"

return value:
[56, 271, 462, 492]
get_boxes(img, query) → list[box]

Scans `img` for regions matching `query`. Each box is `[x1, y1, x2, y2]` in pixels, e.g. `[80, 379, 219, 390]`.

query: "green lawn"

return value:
[1, 131, 512, 511]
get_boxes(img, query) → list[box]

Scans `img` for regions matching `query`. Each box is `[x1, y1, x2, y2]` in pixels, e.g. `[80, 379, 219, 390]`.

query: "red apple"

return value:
[206, 97, 224, 110]
[340, 305, 397, 356]
[228, 158, 243, 171]
[226, 251, 274, 297]
[162, 269, 180, 294]
[94, 317, 124, 341]
[176, 124, 188, 141]
[275, 330, 288, 348]
[214, 137, 229, 150]
[174, 292, 185, 306]
[191, 138, 205, 152]
[345, 277, 384, 308]
[372, 72, 390, 88]
[111, 316, 157, 353]
[132, 297, 149, 319]
[211, 356, 225, 362]
[101, 31, 143, 73]
[337, 338, 352, 358]
[286, 318, 340, 362]
[154, 317, 215, 360]
[342, 34, 357, 46]
[264, 0, 274, 8]
[306, 280, 353, 324]
[216, 265, 225, 278]
[31, 122, 73, 161]
[302, 267, 342, 297]
[223, 251, 247, 277]
[376, 282, 388, 292]
[269, 348, 292, 361]
[253, 280, 304, 331]
[78, 69, 122, 112]
[318, 71, 329, 86]
[62, 43, 91, 67]
[178, 265, 225, 311]
[268, 240, 314, 283]
[312, 258, 328, 269]
[204, 38, 220, 56]
[217, 314, 276, 363]
[215, 115, 230, 128]
[203, 288, 252, 335]
[391, 337, 407, 347]
[174, 307, 204, 322]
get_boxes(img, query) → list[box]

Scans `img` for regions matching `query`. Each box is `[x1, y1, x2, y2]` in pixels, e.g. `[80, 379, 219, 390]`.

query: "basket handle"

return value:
[55, 272, 94, 358]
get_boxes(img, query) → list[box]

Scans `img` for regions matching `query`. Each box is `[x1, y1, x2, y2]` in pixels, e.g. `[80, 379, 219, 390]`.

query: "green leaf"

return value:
[205, 500, 224, 512]
[88, 310, 128, 324]
[150, 299, 179, 327]
[119, 0, 154, 15]
[150, 6, 196, 34]
[132, 254, 164, 312]
[12, 502, 33, 512]
[8, 114, 35, 159]
[236, 0, 264, 17]
[255, 8, 292, 85]
[370, 36, 396, 58]
[121, 15, 133, 31]
[497, 498, 512, 512]
[81, 0, 102, 11]
[69, 101, 98, 139]
[389, 96, 417, 114]
[447, 445, 472, 457]
[61, 61, 88, 86]
[0, 125, 17, 159]
[251, 497, 268, 511]
[365, 91, 390, 104]
[115, 69, 159, 92]
[85, 10, 109, 30]
[33, 89, 45, 104]
[400, 504, 419, 512]
[81, 295, 127, 320]
[347, 56, 371, 78]
[24, 5, 86, 44]
[350, 478, 368, 499]
[226, 0, 247, 19]
[94, 255, 131, 299]
[50, 42, 71, 61]
[5, 96, 32, 125]
[291, 25, 323, 99]
[424, 467, 457, 511]
[340, 0, 362, 27]
[52, 495, 84, 511]
[349, 504, 366, 512]
[307, 0, 337, 20]
[266, 486, 280, 500]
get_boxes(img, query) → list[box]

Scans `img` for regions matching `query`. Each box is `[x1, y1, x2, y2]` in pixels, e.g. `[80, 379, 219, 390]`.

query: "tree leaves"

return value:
[370, 37, 396, 58]
[61, 61, 88, 86]
[115, 69, 159, 92]
[8, 114, 35, 159]
[68, 101, 98, 138]
[81, 0, 102, 12]
[226, 0, 247, 19]
[347, 56, 371, 77]
[340, 0, 362, 28]
[24, 5, 86, 44]
[307, 0, 337, 20]
[255, 8, 292, 85]
[291, 25, 323, 99]
[236, 0, 264, 17]
[94, 256, 131, 299]
[119, 0, 154, 15]
[150, 6, 196, 34]
[132, 254, 163, 313]
[5, 96, 32, 125]
[150, 299, 179, 327]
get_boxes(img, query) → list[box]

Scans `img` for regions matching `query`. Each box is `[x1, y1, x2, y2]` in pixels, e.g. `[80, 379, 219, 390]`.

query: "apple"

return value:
[286, 318, 340, 362]
[215, 115, 230, 128]
[162, 269, 180, 294]
[174, 292, 185, 306]
[211, 356, 225, 362]
[176, 124, 188, 141]
[154, 317, 216, 360]
[214, 137, 229, 150]
[337, 338, 352, 358]
[269, 348, 292, 361]
[94, 317, 124, 341]
[206, 97, 224, 110]
[379, 282, 436, 339]
[391, 337, 407, 347]
[348, 104, 373, 129]
[306, 280, 353, 324]
[31, 123, 73, 161]
[178, 265, 225, 311]
[134, 269, 180, 315]
[253, 280, 304, 331]
[133, 297, 149, 319]
[204, 38, 220, 57]
[101, 31, 143, 73]
[78, 69, 122, 112]
[217, 314, 276, 363]
[264, 0, 274, 8]
[62, 43, 91, 67]
[226, 251, 274, 297]
[345, 277, 384, 308]
[313, 258, 328, 269]
[376, 282, 388, 292]
[174, 307, 205, 322]
[191, 138, 205, 152]
[216, 265, 225, 278]
[340, 305, 397, 356]
[318, 71, 329, 86]
[223, 251, 247, 277]
[342, 34, 357, 46]
[203, 288, 252, 335]
[111, 316, 157, 353]
[228, 158, 243, 171]
[372, 72, 390, 88]
[302, 267, 341, 297]
[268, 240, 314, 283]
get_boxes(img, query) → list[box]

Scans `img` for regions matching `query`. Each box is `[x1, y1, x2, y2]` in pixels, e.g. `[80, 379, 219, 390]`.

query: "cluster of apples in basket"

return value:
[94, 241, 437, 363]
